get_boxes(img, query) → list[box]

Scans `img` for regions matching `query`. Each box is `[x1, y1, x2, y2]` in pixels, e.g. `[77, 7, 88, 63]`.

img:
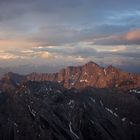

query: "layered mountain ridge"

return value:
[0, 61, 140, 91]
[0, 62, 140, 140]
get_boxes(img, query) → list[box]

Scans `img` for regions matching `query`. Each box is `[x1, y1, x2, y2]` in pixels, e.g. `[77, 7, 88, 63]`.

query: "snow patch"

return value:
[89, 97, 96, 103]
[105, 107, 113, 114]
[100, 100, 103, 106]
[69, 122, 79, 139]
[84, 72, 87, 75]
[137, 91, 140, 94]
[71, 83, 74, 85]
[85, 79, 88, 82]
[56, 90, 61, 93]
[28, 105, 36, 117]
[115, 108, 118, 111]
[113, 113, 118, 117]
[105, 107, 118, 117]
[14, 123, 18, 127]
[68, 100, 74, 105]
[130, 121, 136, 125]
[122, 117, 126, 122]
[129, 89, 140, 94]
[68, 100, 75, 109]
[90, 120, 95, 124]
[104, 69, 107, 75]
[80, 79, 88, 83]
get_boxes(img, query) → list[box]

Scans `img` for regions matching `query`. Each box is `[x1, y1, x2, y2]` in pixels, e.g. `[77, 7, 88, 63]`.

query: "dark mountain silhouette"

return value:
[0, 81, 140, 140]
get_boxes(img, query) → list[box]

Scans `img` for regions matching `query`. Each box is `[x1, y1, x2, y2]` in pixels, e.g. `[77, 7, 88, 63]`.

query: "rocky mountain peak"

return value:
[0, 61, 140, 90]
[84, 61, 100, 67]
[106, 65, 120, 72]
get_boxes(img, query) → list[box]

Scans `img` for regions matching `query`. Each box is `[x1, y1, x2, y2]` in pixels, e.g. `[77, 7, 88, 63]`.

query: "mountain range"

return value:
[0, 61, 140, 140]
[0, 61, 140, 92]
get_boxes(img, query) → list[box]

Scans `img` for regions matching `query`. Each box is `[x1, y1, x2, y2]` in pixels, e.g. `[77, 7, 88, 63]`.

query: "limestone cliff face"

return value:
[26, 61, 140, 89]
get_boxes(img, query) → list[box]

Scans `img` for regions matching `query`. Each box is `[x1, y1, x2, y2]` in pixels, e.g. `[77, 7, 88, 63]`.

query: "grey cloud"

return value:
[93, 28, 140, 45]
[0, 0, 140, 45]
[0, 0, 140, 73]
[112, 52, 140, 58]
[28, 26, 91, 46]
[33, 45, 104, 58]
[28, 24, 135, 46]
[33, 43, 140, 63]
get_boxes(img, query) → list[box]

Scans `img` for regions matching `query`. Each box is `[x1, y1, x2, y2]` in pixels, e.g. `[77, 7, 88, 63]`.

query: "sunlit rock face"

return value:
[0, 62, 140, 139]
[26, 61, 140, 89]
[0, 62, 140, 93]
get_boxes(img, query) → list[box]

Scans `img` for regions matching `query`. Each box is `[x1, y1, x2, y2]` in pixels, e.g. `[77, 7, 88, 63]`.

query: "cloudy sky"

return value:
[0, 0, 140, 73]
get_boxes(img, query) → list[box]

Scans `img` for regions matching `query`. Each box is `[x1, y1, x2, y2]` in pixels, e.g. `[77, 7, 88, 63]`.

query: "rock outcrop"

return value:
[0, 61, 140, 91]
[26, 61, 140, 89]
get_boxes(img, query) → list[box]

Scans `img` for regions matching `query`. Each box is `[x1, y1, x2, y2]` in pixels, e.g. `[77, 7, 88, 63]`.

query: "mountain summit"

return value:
[0, 61, 140, 91]
[27, 62, 140, 89]
[0, 62, 140, 140]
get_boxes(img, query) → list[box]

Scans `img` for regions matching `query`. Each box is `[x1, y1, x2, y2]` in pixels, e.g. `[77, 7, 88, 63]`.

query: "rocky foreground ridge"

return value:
[0, 81, 140, 140]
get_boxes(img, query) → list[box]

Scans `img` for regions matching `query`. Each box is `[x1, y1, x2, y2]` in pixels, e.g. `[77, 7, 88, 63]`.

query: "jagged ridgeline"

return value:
[0, 62, 140, 140]
[0, 61, 140, 91]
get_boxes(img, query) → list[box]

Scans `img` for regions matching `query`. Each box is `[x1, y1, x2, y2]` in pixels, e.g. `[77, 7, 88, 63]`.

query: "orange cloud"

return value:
[125, 29, 140, 41]
[0, 39, 36, 50]
[93, 28, 140, 45]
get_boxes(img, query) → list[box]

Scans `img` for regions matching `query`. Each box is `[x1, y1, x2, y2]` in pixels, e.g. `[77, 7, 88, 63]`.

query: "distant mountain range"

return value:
[0, 61, 140, 91]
